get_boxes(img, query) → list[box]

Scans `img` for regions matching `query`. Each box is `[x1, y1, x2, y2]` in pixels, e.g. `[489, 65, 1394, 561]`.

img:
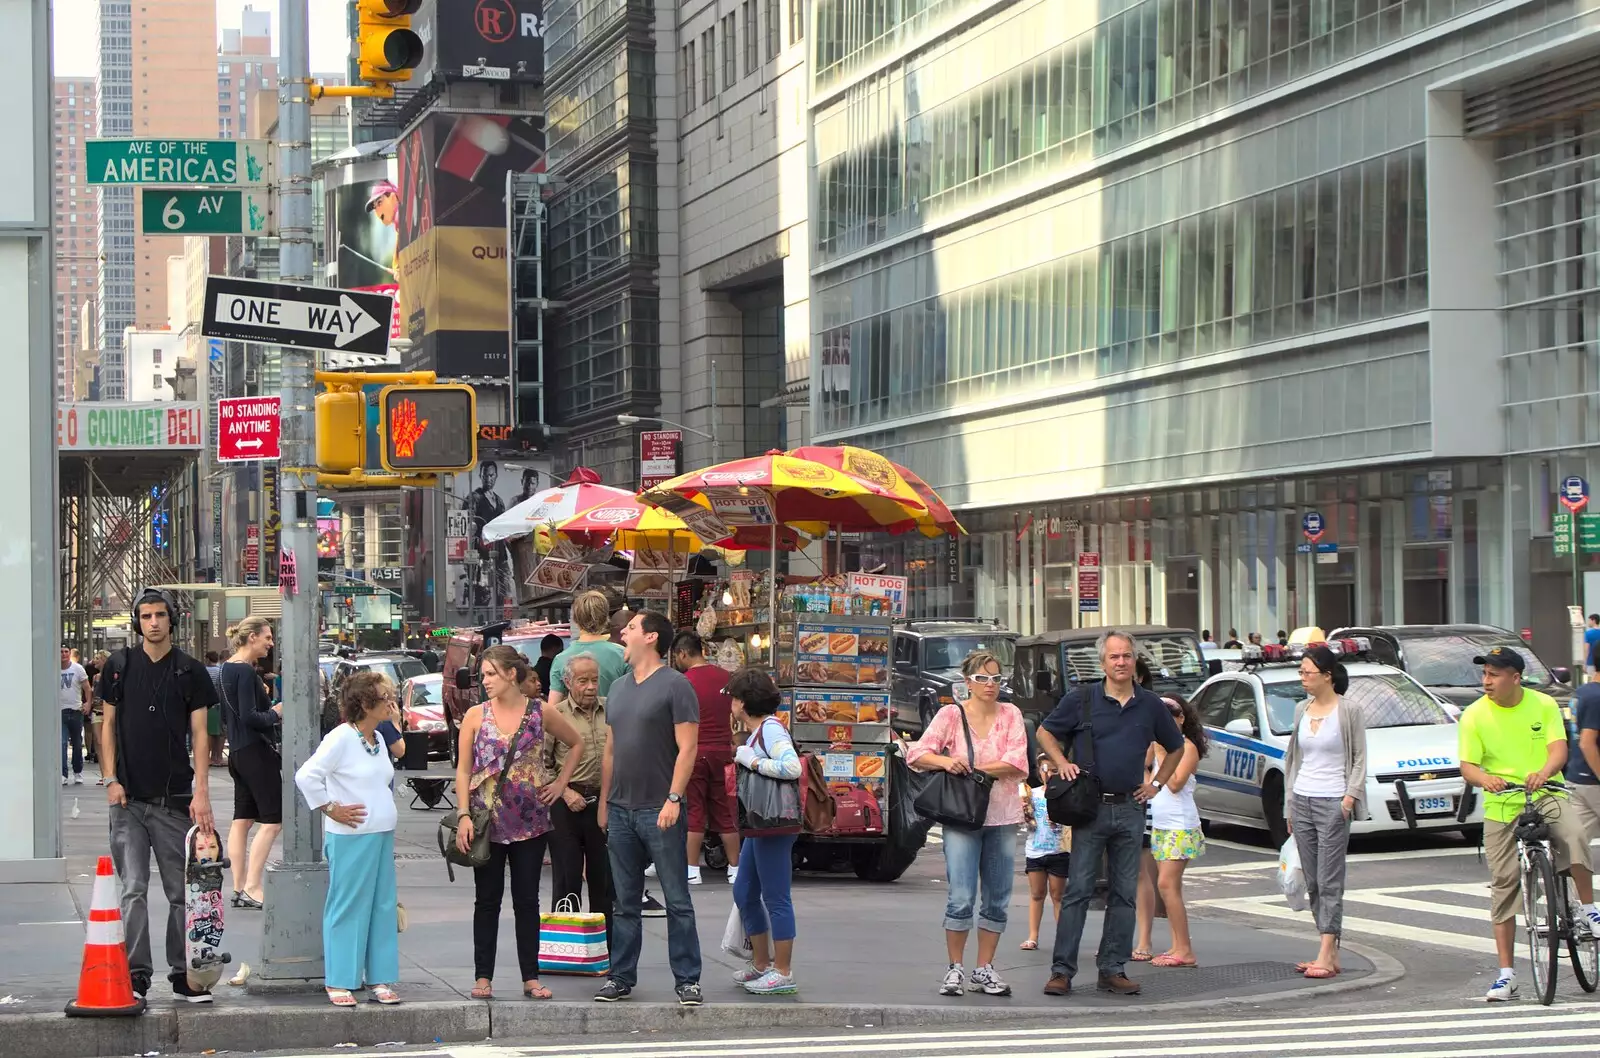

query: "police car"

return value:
[1189, 637, 1482, 847]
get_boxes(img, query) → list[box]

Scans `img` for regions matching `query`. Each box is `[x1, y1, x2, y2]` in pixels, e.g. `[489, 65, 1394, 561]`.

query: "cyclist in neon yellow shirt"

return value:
[1459, 647, 1600, 1001]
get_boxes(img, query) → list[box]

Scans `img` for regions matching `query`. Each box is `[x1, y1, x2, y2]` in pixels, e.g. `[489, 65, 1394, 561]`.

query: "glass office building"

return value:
[807, 1, 1600, 660]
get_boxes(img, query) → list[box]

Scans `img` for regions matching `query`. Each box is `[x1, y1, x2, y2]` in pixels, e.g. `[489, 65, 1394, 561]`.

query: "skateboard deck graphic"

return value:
[184, 827, 231, 991]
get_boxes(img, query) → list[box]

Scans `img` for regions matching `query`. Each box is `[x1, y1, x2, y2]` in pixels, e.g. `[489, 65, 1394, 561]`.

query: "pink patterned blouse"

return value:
[907, 702, 1030, 826]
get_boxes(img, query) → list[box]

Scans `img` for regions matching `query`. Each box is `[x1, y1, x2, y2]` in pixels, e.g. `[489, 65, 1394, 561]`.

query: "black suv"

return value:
[1329, 624, 1574, 713]
[1010, 625, 1209, 722]
[889, 619, 1018, 736]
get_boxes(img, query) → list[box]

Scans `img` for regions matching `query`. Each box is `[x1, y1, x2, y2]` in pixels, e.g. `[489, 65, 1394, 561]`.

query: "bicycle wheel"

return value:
[1566, 874, 1599, 993]
[1524, 847, 1561, 1006]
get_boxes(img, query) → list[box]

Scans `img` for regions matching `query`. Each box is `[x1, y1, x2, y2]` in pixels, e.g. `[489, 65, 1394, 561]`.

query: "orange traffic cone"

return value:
[64, 855, 145, 1017]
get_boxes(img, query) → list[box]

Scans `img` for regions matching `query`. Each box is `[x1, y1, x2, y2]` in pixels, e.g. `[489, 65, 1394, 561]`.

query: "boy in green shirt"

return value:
[1458, 647, 1600, 1001]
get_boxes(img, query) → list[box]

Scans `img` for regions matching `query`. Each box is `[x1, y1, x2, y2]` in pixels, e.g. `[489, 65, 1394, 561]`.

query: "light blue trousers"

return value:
[323, 830, 400, 990]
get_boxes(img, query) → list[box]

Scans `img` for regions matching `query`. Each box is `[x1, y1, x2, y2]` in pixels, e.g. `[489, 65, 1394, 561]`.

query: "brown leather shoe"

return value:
[1097, 972, 1141, 995]
[1043, 975, 1071, 996]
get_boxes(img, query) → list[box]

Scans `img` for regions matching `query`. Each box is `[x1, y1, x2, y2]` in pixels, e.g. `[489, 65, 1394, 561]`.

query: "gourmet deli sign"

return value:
[58, 402, 205, 451]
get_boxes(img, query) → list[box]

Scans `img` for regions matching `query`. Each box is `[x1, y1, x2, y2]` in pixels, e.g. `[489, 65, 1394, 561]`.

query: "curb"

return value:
[0, 947, 1408, 1058]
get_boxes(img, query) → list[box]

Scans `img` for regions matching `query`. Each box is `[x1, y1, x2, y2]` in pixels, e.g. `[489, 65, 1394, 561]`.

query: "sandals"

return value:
[1302, 965, 1340, 979]
[237, 893, 264, 910]
[1152, 954, 1198, 968]
[523, 982, 553, 999]
[327, 988, 357, 1007]
[230, 891, 241, 907]
[470, 980, 494, 999]
[1019, 939, 1039, 950]
[1131, 949, 1154, 962]
[369, 984, 402, 1005]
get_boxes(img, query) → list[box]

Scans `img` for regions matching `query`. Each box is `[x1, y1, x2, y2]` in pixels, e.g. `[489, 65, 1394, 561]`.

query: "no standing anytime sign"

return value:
[217, 396, 281, 462]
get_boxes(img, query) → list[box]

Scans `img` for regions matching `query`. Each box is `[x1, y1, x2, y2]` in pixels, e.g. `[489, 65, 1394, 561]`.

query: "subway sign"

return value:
[58, 402, 205, 451]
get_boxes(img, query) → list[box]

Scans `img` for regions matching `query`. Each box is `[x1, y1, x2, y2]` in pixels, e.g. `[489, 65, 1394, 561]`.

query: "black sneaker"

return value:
[171, 978, 213, 1004]
[593, 979, 632, 1003]
[131, 974, 150, 998]
[676, 982, 703, 1006]
[641, 890, 667, 918]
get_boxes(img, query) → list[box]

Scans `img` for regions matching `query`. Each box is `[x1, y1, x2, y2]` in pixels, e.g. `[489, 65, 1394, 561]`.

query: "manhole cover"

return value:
[1137, 960, 1363, 1000]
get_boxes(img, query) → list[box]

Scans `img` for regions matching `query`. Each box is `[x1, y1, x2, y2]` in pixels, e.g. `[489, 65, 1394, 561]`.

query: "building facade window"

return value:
[766, 0, 779, 58]
[723, 14, 737, 87]
[701, 28, 715, 102]
[552, 295, 662, 419]
[548, 155, 659, 294]
[788, 0, 803, 46]
[743, 0, 758, 75]
[682, 40, 696, 112]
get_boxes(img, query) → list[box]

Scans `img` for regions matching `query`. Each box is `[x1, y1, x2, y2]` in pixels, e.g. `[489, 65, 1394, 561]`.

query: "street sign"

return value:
[88, 138, 272, 186]
[1561, 475, 1590, 512]
[640, 429, 681, 489]
[142, 188, 273, 235]
[1302, 511, 1325, 542]
[1295, 542, 1339, 555]
[1582, 513, 1600, 553]
[1077, 552, 1101, 614]
[217, 396, 281, 462]
[201, 276, 394, 357]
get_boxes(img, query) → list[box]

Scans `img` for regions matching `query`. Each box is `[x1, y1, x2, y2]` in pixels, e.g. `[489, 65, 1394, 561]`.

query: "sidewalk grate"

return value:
[1135, 960, 1361, 1000]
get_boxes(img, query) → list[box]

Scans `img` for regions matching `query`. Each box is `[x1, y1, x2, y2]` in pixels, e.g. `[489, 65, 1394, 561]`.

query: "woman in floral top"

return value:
[908, 650, 1029, 998]
[452, 645, 586, 1000]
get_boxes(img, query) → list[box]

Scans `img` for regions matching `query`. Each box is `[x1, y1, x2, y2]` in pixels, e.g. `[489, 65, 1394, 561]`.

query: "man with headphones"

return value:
[95, 587, 220, 1003]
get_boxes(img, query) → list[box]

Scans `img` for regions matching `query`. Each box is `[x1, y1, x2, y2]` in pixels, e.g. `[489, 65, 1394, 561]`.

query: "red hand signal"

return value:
[389, 397, 429, 458]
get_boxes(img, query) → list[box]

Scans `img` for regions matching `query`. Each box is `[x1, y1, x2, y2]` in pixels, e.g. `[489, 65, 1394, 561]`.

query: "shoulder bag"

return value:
[1045, 690, 1103, 827]
[912, 705, 993, 831]
[733, 720, 803, 837]
[438, 705, 533, 882]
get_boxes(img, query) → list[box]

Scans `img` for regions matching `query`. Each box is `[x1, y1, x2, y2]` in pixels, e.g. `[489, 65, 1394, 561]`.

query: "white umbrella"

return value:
[480, 468, 635, 545]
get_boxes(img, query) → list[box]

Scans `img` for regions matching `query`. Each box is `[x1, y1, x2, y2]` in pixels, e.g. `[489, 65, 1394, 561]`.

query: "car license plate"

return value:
[1415, 796, 1453, 815]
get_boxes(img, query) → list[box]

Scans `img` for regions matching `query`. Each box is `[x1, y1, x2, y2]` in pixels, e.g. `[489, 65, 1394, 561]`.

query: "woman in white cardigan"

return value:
[296, 670, 403, 1006]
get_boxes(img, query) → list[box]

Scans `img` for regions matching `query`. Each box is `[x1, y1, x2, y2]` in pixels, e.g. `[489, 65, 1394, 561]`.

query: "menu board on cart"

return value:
[791, 619, 890, 687]
[780, 689, 892, 744]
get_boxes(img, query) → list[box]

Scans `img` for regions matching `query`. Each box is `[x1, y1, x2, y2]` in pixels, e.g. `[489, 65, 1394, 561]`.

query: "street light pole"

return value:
[254, 0, 327, 990]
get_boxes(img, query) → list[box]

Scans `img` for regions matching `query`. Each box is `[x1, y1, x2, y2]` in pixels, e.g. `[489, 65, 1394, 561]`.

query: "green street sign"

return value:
[1556, 512, 1574, 556]
[141, 188, 272, 236]
[87, 138, 272, 186]
[1582, 513, 1600, 553]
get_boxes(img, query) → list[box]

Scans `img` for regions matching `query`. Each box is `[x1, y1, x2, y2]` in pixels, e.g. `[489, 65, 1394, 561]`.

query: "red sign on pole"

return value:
[639, 429, 681, 489]
[217, 396, 282, 462]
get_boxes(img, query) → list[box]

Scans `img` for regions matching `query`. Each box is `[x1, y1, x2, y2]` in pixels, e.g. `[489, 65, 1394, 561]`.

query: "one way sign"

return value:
[201, 275, 393, 357]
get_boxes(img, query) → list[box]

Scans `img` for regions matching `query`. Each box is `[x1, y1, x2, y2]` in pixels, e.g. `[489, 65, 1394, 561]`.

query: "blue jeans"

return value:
[734, 833, 797, 942]
[941, 824, 1016, 934]
[62, 709, 84, 778]
[606, 806, 701, 988]
[1050, 798, 1145, 979]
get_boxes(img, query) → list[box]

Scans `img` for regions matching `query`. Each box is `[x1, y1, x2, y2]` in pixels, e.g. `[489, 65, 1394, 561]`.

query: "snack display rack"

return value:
[774, 612, 894, 842]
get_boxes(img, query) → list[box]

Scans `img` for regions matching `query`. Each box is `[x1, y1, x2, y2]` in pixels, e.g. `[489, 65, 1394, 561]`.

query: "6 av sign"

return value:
[201, 275, 393, 358]
[142, 188, 272, 236]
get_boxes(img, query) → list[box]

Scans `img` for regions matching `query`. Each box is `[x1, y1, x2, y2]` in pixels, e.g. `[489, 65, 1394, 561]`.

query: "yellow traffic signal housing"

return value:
[378, 384, 477, 473]
[315, 390, 366, 472]
[356, 0, 425, 85]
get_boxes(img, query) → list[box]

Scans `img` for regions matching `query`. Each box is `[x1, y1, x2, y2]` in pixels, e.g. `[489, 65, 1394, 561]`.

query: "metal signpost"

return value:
[1558, 476, 1591, 608]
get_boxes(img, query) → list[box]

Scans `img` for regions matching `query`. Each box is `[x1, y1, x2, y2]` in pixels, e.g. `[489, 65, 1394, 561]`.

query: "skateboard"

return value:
[184, 827, 231, 991]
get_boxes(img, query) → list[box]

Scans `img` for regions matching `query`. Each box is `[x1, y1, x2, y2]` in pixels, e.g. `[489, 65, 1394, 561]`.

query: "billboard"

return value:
[317, 516, 343, 560]
[57, 402, 204, 450]
[413, 0, 546, 84]
[396, 111, 544, 379]
[446, 454, 554, 624]
[327, 166, 404, 350]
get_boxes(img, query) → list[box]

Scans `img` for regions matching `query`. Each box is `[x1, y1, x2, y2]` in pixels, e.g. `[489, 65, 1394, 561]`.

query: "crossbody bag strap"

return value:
[955, 703, 978, 766]
[1076, 689, 1097, 774]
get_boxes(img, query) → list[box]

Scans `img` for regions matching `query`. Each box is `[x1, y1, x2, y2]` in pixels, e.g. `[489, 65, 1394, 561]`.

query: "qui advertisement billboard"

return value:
[412, 0, 546, 84]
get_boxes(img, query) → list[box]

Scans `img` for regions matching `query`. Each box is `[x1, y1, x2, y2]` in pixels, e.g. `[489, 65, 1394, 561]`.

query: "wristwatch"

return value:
[666, 792, 684, 804]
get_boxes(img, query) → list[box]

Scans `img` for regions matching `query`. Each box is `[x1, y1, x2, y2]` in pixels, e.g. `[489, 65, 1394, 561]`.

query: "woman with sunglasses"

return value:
[1135, 694, 1208, 968]
[1284, 644, 1366, 979]
[907, 650, 1029, 998]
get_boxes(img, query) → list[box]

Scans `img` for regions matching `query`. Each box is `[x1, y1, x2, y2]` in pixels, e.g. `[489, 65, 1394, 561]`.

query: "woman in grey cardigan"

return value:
[1282, 644, 1367, 980]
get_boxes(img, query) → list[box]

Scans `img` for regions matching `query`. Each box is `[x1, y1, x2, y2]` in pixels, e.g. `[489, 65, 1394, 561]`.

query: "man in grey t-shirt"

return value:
[596, 609, 703, 1005]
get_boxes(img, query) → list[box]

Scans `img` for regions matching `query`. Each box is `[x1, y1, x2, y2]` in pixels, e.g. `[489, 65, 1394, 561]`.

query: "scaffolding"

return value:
[59, 450, 202, 654]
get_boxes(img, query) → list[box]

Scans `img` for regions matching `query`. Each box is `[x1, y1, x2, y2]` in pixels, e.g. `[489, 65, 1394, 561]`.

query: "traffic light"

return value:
[315, 389, 365, 472]
[378, 383, 477, 473]
[356, 0, 424, 85]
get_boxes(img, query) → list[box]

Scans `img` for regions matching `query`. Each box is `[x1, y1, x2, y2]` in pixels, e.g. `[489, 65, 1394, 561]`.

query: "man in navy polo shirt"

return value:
[1037, 629, 1183, 998]
[1568, 682, 1600, 864]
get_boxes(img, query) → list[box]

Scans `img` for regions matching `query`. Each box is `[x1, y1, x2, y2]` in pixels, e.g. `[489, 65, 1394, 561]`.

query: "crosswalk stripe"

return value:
[453, 1008, 1600, 1058]
[1194, 892, 1500, 954]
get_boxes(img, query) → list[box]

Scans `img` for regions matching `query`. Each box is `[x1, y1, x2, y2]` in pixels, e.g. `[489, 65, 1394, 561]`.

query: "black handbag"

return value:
[1045, 693, 1102, 828]
[912, 704, 993, 831]
[438, 706, 533, 882]
[735, 722, 803, 836]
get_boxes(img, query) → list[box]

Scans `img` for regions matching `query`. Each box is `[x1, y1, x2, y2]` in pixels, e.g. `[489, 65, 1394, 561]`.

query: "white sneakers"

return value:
[687, 865, 702, 886]
[646, 862, 735, 885]
[727, 864, 739, 887]
[1486, 974, 1518, 1002]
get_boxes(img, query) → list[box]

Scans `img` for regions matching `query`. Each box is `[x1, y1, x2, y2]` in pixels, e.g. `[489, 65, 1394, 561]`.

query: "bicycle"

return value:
[1494, 781, 1599, 1004]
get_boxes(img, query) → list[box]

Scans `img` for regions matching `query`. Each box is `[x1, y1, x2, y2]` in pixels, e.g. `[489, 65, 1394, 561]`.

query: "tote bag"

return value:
[538, 896, 610, 976]
[911, 705, 993, 831]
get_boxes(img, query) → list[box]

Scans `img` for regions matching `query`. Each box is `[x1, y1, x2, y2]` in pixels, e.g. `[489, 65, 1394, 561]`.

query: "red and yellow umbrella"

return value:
[554, 496, 806, 553]
[786, 445, 964, 537]
[642, 450, 927, 533]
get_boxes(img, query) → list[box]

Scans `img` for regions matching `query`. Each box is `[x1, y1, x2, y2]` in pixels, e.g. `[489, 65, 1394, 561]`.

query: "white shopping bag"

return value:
[1277, 836, 1309, 912]
[721, 903, 751, 957]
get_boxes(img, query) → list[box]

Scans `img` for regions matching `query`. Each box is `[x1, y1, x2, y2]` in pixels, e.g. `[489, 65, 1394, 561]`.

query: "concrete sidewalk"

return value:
[1, 768, 1398, 1057]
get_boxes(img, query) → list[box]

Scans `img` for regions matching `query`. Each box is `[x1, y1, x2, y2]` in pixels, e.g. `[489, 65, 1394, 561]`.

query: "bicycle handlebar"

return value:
[1494, 780, 1570, 794]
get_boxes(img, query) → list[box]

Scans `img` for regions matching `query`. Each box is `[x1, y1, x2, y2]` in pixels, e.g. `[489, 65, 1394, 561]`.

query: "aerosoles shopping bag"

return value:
[538, 897, 610, 976]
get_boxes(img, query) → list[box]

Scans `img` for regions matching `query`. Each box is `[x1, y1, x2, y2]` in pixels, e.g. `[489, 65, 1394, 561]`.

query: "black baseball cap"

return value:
[1474, 646, 1526, 672]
